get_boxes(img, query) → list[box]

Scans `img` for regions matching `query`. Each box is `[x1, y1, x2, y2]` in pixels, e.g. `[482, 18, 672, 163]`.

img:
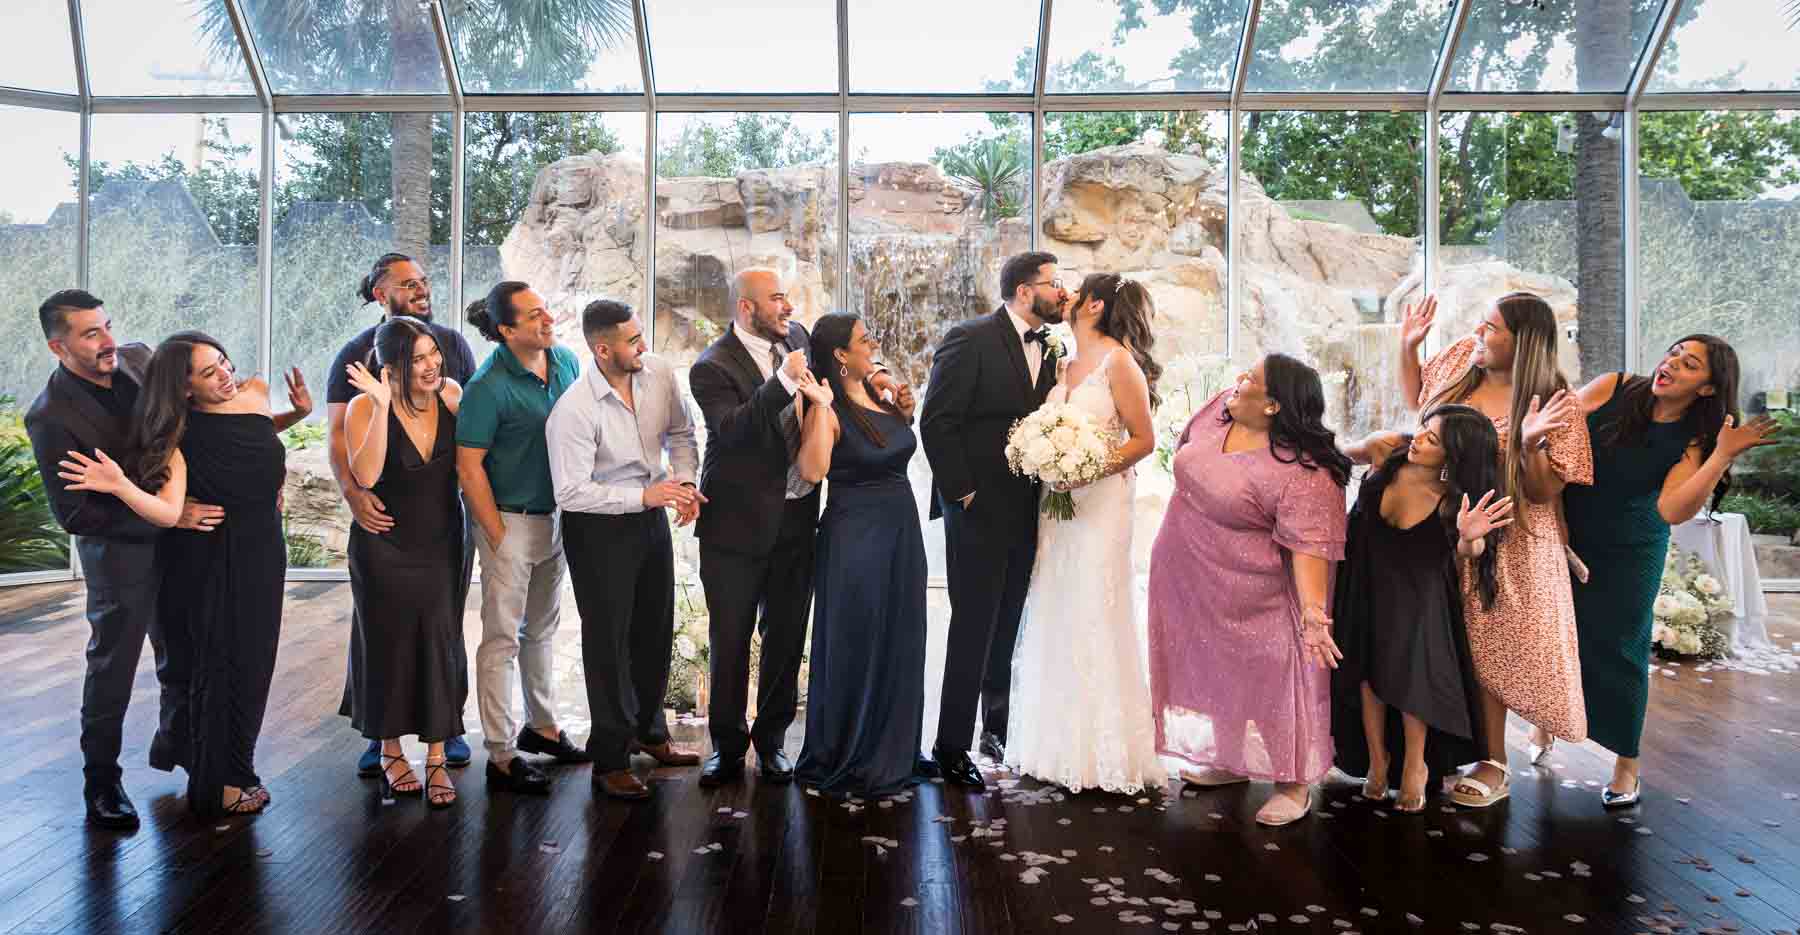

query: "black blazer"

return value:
[23, 344, 162, 578]
[920, 308, 1057, 539]
[689, 322, 821, 556]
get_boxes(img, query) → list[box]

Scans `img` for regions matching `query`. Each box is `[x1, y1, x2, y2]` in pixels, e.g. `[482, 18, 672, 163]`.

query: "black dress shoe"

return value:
[978, 732, 1006, 762]
[931, 746, 986, 789]
[516, 728, 592, 764]
[758, 750, 794, 784]
[85, 779, 141, 830]
[699, 753, 745, 788]
[486, 758, 551, 795]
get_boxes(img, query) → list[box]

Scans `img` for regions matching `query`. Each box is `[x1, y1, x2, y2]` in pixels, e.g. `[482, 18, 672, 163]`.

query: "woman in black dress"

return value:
[1331, 404, 1512, 812]
[341, 318, 467, 808]
[136, 332, 297, 818]
[792, 313, 927, 797]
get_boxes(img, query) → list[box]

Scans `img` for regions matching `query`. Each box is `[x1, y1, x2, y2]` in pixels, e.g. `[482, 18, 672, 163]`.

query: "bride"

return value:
[1005, 272, 1168, 794]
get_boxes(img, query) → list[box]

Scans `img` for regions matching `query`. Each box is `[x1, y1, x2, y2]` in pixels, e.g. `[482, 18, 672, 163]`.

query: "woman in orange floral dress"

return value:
[1397, 292, 1593, 807]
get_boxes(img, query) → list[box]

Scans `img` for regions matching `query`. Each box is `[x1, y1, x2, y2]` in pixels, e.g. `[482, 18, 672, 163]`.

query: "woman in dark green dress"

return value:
[1564, 335, 1775, 807]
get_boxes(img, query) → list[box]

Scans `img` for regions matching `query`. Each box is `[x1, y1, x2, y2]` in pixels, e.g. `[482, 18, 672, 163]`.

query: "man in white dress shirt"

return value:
[547, 299, 704, 801]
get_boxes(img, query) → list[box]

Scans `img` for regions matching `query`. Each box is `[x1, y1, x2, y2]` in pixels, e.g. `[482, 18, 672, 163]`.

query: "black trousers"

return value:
[699, 524, 815, 761]
[77, 538, 186, 784]
[564, 509, 675, 773]
[934, 493, 1034, 753]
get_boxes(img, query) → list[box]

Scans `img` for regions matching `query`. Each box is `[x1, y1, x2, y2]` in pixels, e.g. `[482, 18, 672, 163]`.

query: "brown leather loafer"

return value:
[597, 769, 651, 800]
[631, 741, 701, 767]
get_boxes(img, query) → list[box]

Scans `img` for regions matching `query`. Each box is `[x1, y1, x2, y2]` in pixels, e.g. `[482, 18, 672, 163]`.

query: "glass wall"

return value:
[0, 105, 79, 575]
[1639, 109, 1800, 546]
[273, 112, 454, 570]
[1240, 110, 1425, 440]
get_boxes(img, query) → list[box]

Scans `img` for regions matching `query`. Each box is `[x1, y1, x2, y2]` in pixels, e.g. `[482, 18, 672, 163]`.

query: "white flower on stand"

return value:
[1694, 574, 1723, 597]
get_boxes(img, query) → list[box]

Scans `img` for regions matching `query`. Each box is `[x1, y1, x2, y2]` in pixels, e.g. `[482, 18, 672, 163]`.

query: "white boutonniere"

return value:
[1042, 331, 1066, 361]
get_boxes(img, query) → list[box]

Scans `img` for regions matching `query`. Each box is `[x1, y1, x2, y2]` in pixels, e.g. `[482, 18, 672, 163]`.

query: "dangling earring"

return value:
[1439, 466, 1449, 483]
[839, 365, 848, 377]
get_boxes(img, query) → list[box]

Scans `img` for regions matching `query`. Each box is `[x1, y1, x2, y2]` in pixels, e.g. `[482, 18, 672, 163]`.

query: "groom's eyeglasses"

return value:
[1029, 279, 1063, 290]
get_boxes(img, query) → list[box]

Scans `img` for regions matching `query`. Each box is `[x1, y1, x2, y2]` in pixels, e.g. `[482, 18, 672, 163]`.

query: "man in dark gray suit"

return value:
[23, 290, 211, 829]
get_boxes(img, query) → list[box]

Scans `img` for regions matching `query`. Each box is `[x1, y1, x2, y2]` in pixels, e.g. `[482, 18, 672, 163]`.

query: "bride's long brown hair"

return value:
[1071, 272, 1162, 408]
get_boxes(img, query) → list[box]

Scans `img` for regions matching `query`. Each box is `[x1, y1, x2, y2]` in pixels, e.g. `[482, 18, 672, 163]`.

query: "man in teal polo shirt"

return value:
[455, 280, 589, 795]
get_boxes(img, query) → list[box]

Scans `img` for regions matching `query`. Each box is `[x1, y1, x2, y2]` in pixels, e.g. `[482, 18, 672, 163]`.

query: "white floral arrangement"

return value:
[1005, 401, 1113, 520]
[1151, 353, 1236, 473]
[1651, 541, 1733, 660]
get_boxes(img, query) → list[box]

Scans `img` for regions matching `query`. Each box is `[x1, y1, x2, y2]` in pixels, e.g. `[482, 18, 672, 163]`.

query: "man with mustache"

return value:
[920, 251, 1069, 789]
[23, 290, 244, 827]
[325, 254, 479, 778]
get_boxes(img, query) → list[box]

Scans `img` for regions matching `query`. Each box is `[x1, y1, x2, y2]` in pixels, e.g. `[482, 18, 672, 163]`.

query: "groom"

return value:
[921, 251, 1067, 789]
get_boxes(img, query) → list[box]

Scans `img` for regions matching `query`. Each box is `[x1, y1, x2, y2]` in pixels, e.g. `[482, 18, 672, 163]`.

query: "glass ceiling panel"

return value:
[83, 0, 254, 97]
[1243, 0, 1453, 93]
[236, 0, 448, 95]
[1044, 0, 1250, 93]
[0, 1, 76, 94]
[646, 0, 837, 94]
[446, 0, 642, 94]
[1446, 0, 1667, 94]
[848, 0, 1041, 93]
[1646, 0, 1800, 93]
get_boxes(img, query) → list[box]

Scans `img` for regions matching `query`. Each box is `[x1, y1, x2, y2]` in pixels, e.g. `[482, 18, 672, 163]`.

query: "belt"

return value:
[497, 505, 555, 516]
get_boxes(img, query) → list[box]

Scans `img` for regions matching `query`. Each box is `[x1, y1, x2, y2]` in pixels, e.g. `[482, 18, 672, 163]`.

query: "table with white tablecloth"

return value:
[1670, 511, 1771, 653]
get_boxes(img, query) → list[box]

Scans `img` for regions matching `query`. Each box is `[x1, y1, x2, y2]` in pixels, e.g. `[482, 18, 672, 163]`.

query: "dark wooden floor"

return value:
[1, 581, 1798, 935]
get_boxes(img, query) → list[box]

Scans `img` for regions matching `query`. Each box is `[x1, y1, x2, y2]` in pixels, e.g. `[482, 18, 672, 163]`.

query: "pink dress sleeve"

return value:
[1545, 393, 1594, 487]
[1272, 465, 1348, 562]
[1418, 335, 1478, 409]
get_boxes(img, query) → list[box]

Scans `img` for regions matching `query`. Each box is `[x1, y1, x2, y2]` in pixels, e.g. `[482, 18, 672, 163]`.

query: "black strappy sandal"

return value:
[223, 786, 267, 815]
[380, 752, 423, 798]
[424, 756, 457, 810]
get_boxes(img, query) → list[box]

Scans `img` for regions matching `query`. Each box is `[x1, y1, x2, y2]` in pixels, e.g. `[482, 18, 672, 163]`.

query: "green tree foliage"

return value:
[656, 114, 834, 178]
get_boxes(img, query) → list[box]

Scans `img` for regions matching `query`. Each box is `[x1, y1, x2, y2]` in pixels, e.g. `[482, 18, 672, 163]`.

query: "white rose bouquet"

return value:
[1005, 401, 1113, 520]
[1651, 541, 1733, 659]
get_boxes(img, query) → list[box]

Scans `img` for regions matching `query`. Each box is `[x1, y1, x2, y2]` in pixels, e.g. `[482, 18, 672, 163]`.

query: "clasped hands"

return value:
[645, 480, 707, 526]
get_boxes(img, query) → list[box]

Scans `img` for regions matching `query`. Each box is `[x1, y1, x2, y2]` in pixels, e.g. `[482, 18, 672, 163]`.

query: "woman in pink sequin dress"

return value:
[1147, 354, 1351, 827]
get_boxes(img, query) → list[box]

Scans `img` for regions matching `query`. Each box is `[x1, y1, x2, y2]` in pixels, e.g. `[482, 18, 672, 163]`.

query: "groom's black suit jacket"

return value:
[921, 307, 1057, 542]
[689, 321, 820, 557]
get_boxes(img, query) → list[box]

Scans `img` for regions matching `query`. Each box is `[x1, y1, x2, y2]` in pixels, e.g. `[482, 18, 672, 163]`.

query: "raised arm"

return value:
[1342, 430, 1406, 466]
[271, 367, 314, 432]
[1519, 390, 1580, 503]
[795, 381, 839, 485]
[689, 353, 796, 452]
[1657, 413, 1779, 525]
[1398, 295, 1437, 414]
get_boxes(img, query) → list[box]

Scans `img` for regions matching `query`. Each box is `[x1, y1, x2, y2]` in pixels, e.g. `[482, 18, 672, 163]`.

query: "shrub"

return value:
[1720, 491, 1800, 537]
[0, 436, 70, 573]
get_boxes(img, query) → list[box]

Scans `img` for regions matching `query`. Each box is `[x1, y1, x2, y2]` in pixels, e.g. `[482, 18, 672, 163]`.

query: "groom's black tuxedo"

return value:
[921, 307, 1058, 755]
[688, 322, 820, 761]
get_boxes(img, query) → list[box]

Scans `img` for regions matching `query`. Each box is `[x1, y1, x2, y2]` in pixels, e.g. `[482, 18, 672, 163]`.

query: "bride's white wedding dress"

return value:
[1004, 348, 1167, 794]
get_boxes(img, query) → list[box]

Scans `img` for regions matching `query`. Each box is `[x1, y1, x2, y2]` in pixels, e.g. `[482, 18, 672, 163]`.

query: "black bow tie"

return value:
[1023, 328, 1048, 345]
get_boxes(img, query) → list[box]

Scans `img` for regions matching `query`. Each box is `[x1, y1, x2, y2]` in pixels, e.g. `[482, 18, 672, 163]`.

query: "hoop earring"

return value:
[839, 365, 848, 378]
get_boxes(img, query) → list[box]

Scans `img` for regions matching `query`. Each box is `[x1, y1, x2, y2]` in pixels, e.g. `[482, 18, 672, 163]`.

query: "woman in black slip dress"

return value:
[791, 313, 928, 798]
[341, 318, 467, 808]
[132, 332, 304, 819]
[1330, 404, 1513, 812]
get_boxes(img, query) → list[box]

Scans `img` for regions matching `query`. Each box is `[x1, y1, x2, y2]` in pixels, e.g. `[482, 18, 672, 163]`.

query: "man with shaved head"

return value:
[686, 267, 821, 786]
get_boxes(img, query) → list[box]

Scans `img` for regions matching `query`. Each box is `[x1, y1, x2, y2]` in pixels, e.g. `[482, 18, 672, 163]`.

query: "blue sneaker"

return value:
[356, 740, 382, 777]
[444, 736, 472, 768]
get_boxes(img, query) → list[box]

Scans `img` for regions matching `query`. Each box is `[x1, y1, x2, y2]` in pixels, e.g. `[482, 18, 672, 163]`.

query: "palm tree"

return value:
[937, 135, 1028, 223]
[196, 0, 633, 258]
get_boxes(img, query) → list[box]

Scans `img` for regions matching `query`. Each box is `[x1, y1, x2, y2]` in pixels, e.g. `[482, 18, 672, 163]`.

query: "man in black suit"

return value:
[23, 290, 205, 828]
[920, 251, 1068, 789]
[688, 267, 820, 787]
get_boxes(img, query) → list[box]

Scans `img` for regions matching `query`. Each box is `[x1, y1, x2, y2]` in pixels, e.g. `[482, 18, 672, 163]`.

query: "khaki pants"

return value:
[474, 511, 565, 763]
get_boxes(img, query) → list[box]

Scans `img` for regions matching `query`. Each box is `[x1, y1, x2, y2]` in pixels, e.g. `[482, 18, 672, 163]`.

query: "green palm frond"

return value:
[0, 438, 69, 574]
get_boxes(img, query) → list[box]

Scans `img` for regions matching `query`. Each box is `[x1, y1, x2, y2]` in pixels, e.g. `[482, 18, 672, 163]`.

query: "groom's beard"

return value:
[1033, 293, 1065, 324]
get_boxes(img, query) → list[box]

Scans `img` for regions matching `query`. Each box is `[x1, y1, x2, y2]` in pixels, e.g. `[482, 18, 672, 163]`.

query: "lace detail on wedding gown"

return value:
[1005, 350, 1168, 794]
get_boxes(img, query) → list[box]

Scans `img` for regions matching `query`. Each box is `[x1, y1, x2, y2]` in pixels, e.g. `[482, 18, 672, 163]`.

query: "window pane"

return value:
[88, 113, 262, 385]
[1639, 110, 1800, 584]
[849, 0, 1041, 93]
[82, 0, 255, 96]
[448, 1, 642, 94]
[462, 110, 648, 369]
[653, 112, 839, 363]
[1244, 0, 1454, 93]
[1239, 111, 1424, 439]
[1447, 0, 1666, 93]
[0, 106, 78, 574]
[274, 112, 453, 569]
[0, 1, 76, 93]
[1439, 111, 1624, 384]
[1646, 0, 1800, 93]
[1044, 0, 1250, 93]
[646, 0, 837, 94]
[240, 1, 448, 95]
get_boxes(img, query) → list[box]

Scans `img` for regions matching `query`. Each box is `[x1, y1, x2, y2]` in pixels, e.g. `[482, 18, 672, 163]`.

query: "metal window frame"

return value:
[8, 0, 1800, 591]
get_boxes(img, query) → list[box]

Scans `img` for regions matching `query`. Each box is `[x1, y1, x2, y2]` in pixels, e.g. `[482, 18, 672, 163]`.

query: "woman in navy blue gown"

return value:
[792, 313, 927, 797]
